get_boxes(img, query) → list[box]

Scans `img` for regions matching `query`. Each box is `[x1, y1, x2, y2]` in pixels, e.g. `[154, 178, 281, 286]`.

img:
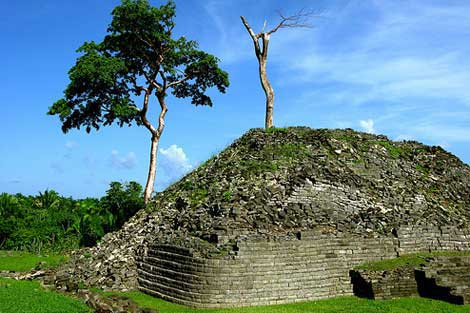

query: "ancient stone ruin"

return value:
[351, 255, 470, 304]
[57, 127, 470, 308]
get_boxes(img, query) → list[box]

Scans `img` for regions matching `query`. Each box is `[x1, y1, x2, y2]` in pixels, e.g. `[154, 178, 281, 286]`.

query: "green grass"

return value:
[0, 277, 91, 313]
[415, 163, 428, 173]
[103, 291, 470, 313]
[239, 159, 279, 174]
[265, 127, 289, 134]
[355, 251, 470, 271]
[373, 140, 405, 159]
[222, 190, 233, 202]
[0, 250, 68, 272]
[190, 188, 209, 205]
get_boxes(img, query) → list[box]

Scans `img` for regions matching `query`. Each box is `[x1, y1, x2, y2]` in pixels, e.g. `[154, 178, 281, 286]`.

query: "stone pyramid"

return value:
[57, 127, 470, 307]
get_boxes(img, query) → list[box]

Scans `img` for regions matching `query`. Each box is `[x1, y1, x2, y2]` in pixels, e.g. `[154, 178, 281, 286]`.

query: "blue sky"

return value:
[1, 0, 469, 198]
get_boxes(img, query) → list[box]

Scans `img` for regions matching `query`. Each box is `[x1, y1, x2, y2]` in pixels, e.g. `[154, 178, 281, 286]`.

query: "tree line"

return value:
[0, 182, 144, 254]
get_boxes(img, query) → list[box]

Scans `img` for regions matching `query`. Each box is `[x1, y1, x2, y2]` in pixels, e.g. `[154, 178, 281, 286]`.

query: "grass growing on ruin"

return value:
[355, 251, 470, 271]
[105, 292, 470, 313]
[0, 277, 92, 313]
[0, 250, 68, 272]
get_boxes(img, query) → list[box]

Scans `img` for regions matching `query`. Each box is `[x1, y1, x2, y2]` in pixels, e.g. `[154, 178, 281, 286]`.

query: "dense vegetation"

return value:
[0, 181, 144, 254]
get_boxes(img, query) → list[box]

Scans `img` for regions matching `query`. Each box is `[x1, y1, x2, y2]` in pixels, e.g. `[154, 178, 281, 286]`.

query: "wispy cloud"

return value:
[110, 150, 137, 170]
[411, 123, 470, 143]
[202, 0, 252, 64]
[289, 52, 470, 107]
[201, 0, 319, 64]
[268, 1, 470, 146]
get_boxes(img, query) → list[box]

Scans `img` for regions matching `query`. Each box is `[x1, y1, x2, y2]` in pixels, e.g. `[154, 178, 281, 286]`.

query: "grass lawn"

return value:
[355, 251, 470, 271]
[0, 250, 68, 272]
[0, 277, 91, 313]
[106, 291, 470, 313]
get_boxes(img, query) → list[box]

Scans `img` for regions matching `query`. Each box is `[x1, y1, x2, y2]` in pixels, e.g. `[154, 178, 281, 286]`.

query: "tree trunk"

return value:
[241, 17, 276, 130]
[142, 92, 168, 204]
[143, 134, 159, 204]
[259, 57, 274, 129]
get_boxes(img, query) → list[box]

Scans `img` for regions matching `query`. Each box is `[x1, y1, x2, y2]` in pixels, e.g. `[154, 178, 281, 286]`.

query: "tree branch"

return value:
[143, 72, 163, 92]
[129, 77, 148, 95]
[159, 70, 167, 91]
[135, 31, 156, 52]
[240, 16, 262, 58]
[140, 90, 157, 135]
[167, 75, 190, 89]
[156, 93, 168, 138]
[267, 8, 317, 35]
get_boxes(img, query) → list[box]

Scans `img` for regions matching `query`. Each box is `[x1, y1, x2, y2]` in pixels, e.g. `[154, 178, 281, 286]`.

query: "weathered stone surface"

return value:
[54, 127, 470, 307]
[351, 255, 470, 305]
[137, 228, 470, 308]
[350, 267, 419, 300]
[417, 256, 470, 304]
[77, 290, 158, 313]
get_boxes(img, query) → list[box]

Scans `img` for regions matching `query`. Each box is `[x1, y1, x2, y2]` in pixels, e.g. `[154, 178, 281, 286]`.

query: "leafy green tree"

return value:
[48, 0, 229, 203]
[0, 193, 22, 248]
[35, 189, 60, 210]
[75, 198, 109, 247]
[101, 181, 145, 229]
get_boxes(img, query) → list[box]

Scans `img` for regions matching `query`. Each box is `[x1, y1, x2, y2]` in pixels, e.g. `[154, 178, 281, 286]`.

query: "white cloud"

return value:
[360, 119, 375, 134]
[110, 150, 137, 169]
[159, 145, 193, 179]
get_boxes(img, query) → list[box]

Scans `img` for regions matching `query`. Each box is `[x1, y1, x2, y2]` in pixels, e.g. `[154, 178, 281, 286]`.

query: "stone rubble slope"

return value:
[56, 127, 470, 290]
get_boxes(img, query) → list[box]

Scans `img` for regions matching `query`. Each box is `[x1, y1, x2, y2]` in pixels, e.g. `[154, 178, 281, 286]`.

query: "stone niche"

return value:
[136, 226, 470, 308]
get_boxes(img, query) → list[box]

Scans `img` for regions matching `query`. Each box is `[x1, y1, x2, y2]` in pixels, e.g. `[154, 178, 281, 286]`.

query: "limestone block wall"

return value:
[350, 268, 419, 300]
[397, 226, 470, 254]
[418, 256, 470, 304]
[136, 227, 470, 308]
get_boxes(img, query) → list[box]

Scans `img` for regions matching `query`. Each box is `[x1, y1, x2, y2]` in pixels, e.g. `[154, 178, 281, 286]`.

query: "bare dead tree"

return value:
[241, 9, 316, 129]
